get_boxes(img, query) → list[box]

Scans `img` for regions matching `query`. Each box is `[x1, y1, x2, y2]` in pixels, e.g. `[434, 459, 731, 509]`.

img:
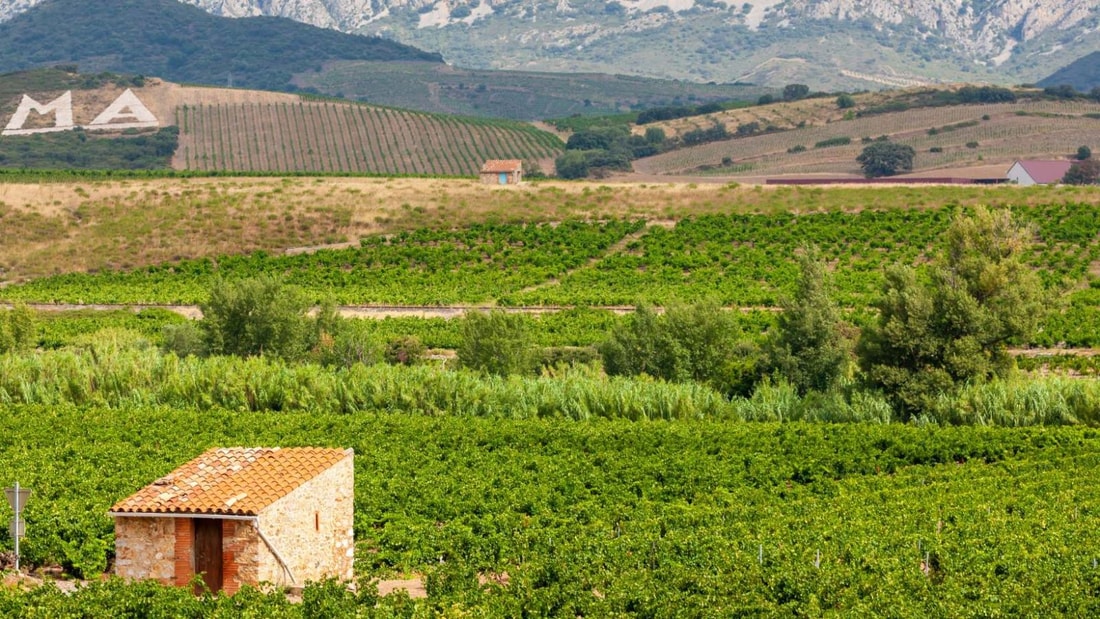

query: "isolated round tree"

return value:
[856, 142, 916, 178]
[1063, 159, 1100, 185]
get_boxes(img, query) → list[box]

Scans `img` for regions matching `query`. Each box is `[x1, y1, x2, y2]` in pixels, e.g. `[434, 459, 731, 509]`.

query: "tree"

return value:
[566, 131, 611, 151]
[1044, 84, 1078, 99]
[859, 207, 1048, 418]
[1063, 159, 1100, 185]
[764, 248, 852, 394]
[554, 150, 590, 179]
[856, 141, 915, 178]
[836, 93, 856, 109]
[458, 310, 538, 376]
[783, 84, 810, 101]
[201, 275, 312, 359]
[1076, 145, 1092, 161]
[644, 126, 666, 145]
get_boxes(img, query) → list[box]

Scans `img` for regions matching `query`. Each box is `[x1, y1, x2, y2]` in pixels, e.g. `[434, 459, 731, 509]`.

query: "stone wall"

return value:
[114, 517, 176, 583]
[255, 451, 354, 585]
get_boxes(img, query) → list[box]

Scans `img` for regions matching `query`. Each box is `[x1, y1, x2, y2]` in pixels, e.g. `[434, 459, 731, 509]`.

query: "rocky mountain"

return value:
[2, 0, 1099, 88]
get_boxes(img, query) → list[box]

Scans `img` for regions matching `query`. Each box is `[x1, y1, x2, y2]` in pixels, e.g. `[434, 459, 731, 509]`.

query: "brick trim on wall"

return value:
[173, 518, 194, 587]
[222, 520, 241, 595]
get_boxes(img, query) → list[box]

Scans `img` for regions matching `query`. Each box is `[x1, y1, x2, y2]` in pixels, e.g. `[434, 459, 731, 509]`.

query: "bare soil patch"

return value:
[375, 577, 427, 599]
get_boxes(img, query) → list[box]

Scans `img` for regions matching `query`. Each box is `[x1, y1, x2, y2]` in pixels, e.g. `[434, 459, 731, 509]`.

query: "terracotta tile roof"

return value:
[480, 159, 523, 173]
[111, 447, 352, 516]
[1014, 160, 1073, 184]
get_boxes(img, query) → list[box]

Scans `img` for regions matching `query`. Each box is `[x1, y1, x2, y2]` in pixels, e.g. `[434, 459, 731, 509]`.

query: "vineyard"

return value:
[636, 100, 1100, 176]
[3, 403, 1100, 614]
[174, 101, 563, 175]
[6, 202, 1100, 346]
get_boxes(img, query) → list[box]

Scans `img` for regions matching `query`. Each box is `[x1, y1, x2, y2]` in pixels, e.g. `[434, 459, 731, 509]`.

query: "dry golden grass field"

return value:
[3, 177, 1100, 285]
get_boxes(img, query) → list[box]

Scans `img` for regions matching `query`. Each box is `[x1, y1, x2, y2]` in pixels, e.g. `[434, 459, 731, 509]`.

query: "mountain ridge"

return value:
[0, 0, 441, 92]
[3, 0, 1098, 88]
[1039, 51, 1100, 92]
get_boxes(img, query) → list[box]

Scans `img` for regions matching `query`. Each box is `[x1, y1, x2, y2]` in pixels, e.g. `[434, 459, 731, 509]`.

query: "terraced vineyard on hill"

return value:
[175, 101, 563, 175]
[637, 100, 1100, 177]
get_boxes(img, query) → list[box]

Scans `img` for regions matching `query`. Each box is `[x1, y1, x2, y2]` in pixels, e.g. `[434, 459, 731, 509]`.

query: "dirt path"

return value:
[12, 303, 639, 320]
[516, 223, 657, 295]
[13, 303, 1098, 359]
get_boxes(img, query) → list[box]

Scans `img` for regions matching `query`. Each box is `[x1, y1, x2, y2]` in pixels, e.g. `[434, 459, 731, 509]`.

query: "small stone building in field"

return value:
[110, 447, 354, 594]
[1006, 160, 1073, 186]
[480, 159, 523, 185]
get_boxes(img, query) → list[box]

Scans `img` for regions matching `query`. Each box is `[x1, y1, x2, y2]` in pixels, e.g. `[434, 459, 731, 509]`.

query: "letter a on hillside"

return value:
[88, 89, 158, 131]
[3, 91, 74, 136]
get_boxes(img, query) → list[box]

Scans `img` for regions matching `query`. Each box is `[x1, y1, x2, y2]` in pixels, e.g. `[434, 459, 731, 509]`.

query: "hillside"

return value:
[174, 96, 563, 175]
[0, 69, 563, 174]
[1039, 52, 1100, 93]
[293, 61, 769, 121]
[4, 0, 1099, 90]
[0, 0, 441, 93]
[633, 98, 1100, 178]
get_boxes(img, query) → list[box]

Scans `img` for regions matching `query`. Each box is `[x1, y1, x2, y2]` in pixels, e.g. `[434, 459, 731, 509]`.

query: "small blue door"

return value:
[499, 173, 508, 185]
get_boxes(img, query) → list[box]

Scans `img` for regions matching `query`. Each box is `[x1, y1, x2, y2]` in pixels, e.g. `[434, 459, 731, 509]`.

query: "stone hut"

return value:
[110, 447, 354, 594]
[479, 159, 523, 185]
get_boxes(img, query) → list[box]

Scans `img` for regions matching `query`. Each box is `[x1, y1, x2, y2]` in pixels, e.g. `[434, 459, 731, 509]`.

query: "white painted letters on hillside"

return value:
[2, 89, 158, 136]
[89, 89, 158, 131]
[3, 92, 75, 136]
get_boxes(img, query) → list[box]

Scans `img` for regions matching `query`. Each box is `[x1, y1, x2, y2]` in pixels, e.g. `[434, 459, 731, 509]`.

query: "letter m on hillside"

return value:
[3, 91, 75, 136]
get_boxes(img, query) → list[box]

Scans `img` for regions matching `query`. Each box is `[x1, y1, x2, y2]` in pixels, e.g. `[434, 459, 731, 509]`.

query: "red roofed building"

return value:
[110, 447, 354, 594]
[1007, 160, 1074, 186]
[480, 159, 523, 185]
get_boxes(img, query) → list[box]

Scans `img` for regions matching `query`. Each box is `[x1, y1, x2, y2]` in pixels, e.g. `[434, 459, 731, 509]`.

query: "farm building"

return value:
[1007, 160, 1074, 186]
[110, 447, 354, 594]
[480, 159, 523, 185]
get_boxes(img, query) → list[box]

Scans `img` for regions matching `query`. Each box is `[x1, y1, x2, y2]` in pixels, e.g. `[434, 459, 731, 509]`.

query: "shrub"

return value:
[783, 84, 810, 101]
[836, 93, 856, 109]
[966, 141, 979, 149]
[787, 145, 807, 154]
[384, 336, 426, 366]
[162, 322, 206, 357]
[814, 136, 851, 148]
[736, 121, 760, 137]
[0, 303, 37, 353]
[201, 276, 312, 360]
[458, 310, 538, 376]
[600, 302, 759, 396]
[930, 146, 944, 153]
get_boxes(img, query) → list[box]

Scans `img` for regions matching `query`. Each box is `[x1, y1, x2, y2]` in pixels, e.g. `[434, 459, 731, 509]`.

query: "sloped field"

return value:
[636, 100, 1100, 177]
[175, 100, 563, 175]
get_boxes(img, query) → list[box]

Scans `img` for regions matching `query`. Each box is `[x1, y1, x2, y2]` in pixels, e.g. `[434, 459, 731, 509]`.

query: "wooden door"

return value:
[193, 519, 223, 593]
